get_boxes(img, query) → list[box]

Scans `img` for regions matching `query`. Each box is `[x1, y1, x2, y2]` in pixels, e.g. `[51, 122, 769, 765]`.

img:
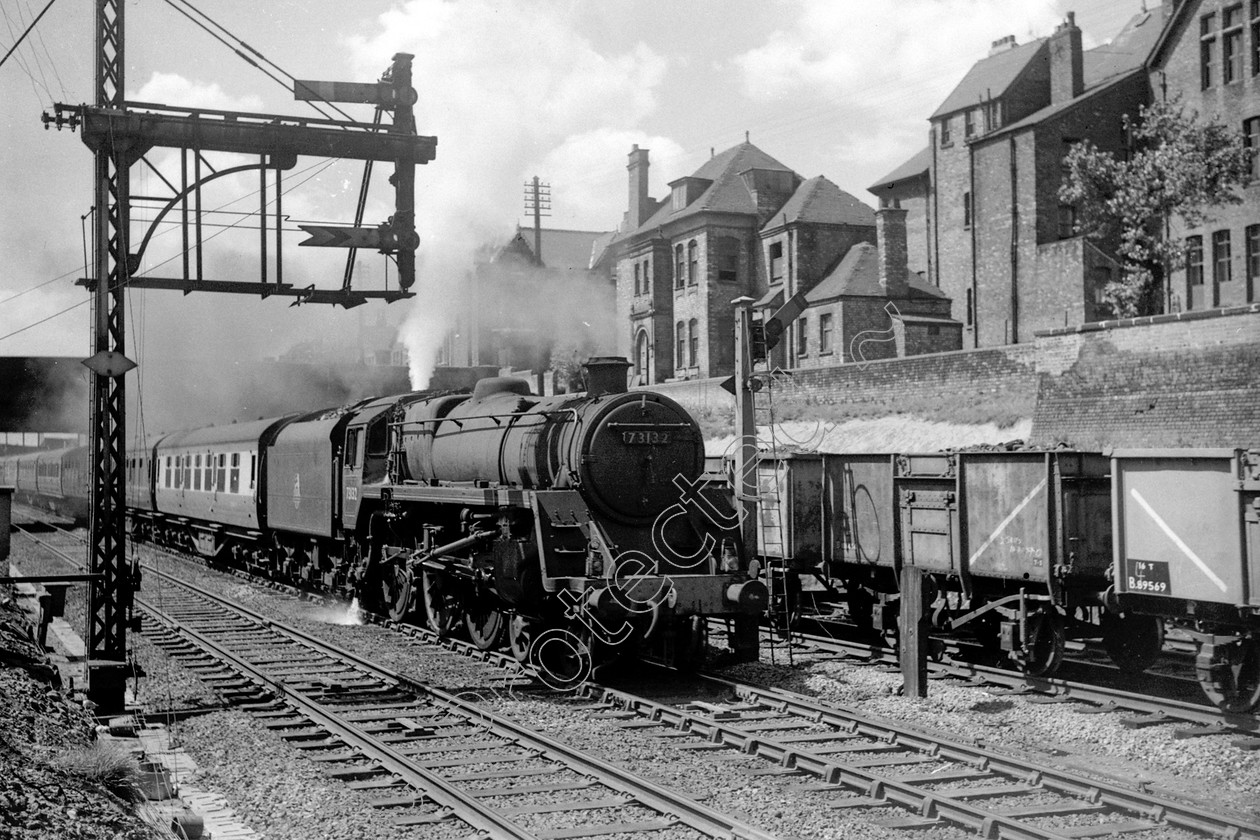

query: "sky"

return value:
[0, 0, 1150, 388]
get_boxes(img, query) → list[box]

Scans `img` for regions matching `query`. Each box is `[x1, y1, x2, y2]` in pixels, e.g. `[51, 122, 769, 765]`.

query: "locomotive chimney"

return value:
[583, 356, 632, 397]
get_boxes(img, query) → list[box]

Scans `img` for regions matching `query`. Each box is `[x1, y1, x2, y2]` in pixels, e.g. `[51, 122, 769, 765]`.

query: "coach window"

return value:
[216, 454, 227, 493]
[230, 453, 240, 494]
[183, 454, 192, 489]
[250, 454, 257, 492]
[193, 454, 202, 491]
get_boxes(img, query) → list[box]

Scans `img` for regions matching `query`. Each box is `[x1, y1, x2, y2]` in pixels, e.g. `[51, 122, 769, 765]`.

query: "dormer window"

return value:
[669, 176, 713, 211]
[672, 184, 688, 211]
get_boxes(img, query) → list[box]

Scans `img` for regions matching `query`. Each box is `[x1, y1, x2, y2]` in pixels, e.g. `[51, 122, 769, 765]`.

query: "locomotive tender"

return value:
[752, 446, 1259, 713]
[6, 358, 766, 677]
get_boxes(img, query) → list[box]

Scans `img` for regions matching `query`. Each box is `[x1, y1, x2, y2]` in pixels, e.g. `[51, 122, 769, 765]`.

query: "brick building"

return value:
[612, 141, 956, 383]
[438, 226, 615, 371]
[1150, 0, 1260, 310]
[874, 7, 1167, 348]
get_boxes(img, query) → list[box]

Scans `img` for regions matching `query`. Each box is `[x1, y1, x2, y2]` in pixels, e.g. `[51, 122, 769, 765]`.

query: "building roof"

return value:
[1083, 6, 1166, 85]
[806, 243, 950, 303]
[628, 141, 796, 235]
[931, 38, 1047, 119]
[868, 146, 932, 193]
[1149, 0, 1202, 69]
[763, 175, 875, 229]
[499, 227, 611, 272]
[946, 8, 1168, 143]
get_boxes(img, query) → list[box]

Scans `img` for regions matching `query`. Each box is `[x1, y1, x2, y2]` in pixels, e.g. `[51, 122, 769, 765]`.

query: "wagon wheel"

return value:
[1100, 612, 1164, 674]
[667, 614, 707, 672]
[845, 585, 876, 637]
[1196, 637, 1260, 714]
[464, 593, 506, 650]
[1020, 607, 1065, 677]
[421, 570, 461, 637]
[508, 614, 539, 664]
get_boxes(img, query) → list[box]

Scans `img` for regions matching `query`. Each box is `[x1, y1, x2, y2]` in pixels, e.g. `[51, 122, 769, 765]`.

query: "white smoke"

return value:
[345, 0, 670, 389]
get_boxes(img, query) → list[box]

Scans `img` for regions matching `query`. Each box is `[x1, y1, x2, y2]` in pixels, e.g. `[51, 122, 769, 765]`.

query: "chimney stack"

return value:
[989, 34, 1017, 56]
[627, 145, 651, 229]
[876, 198, 909, 297]
[1049, 12, 1083, 104]
[583, 356, 632, 397]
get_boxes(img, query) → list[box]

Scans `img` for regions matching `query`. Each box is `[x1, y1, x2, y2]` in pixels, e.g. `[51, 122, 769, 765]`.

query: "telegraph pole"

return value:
[523, 176, 551, 263]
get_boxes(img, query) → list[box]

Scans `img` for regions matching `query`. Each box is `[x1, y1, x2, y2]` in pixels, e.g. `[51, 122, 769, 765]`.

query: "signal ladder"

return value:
[748, 371, 796, 666]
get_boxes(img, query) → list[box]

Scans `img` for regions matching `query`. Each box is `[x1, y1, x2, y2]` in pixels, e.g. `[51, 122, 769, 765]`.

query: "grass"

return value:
[53, 743, 146, 803]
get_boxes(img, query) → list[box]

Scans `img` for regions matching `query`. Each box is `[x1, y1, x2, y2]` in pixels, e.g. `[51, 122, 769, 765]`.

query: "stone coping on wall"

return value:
[1034, 303, 1260, 337]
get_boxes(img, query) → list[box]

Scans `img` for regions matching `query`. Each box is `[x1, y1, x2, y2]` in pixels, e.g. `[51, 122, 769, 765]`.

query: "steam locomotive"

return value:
[4, 358, 765, 679]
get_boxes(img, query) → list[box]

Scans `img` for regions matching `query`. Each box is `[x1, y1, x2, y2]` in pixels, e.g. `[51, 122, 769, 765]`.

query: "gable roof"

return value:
[629, 142, 796, 235]
[499, 228, 611, 272]
[931, 38, 1047, 119]
[868, 146, 932, 193]
[1149, 0, 1201, 69]
[763, 176, 874, 230]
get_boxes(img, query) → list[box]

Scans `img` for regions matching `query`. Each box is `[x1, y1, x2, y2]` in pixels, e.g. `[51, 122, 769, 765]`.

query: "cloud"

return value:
[345, 0, 671, 386]
[132, 72, 265, 112]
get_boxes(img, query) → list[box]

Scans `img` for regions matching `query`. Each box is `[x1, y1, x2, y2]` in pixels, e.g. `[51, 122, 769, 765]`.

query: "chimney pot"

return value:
[583, 356, 632, 397]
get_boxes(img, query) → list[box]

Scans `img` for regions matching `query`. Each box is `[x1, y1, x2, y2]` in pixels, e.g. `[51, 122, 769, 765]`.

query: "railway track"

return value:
[752, 624, 1260, 748]
[12, 516, 1260, 838]
[12, 523, 779, 840]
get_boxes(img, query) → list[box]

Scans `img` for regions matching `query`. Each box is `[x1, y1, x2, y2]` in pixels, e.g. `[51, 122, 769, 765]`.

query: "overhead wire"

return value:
[0, 0, 55, 71]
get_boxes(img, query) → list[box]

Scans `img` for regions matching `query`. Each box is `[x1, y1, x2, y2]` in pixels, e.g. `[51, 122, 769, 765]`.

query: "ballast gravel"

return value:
[13, 536, 1260, 840]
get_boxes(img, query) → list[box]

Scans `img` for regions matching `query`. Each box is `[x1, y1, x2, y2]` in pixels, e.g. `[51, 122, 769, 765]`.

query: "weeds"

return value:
[53, 743, 145, 803]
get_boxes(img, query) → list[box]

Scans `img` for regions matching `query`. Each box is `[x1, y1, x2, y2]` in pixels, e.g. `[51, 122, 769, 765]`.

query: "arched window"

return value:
[688, 318, 699, 366]
[676, 321, 686, 369]
[633, 262, 640, 296]
[675, 244, 685, 288]
[688, 240, 699, 285]
[634, 330, 650, 384]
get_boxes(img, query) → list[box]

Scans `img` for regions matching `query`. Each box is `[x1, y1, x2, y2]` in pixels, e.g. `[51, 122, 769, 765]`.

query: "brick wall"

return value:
[1031, 304, 1260, 446]
[634, 305, 1260, 449]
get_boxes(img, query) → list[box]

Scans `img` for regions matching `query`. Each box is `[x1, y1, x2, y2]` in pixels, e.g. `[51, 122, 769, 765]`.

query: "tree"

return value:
[1059, 98, 1252, 318]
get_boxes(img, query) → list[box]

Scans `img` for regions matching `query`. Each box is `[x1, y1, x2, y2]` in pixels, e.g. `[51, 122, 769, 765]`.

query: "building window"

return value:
[965, 289, 974, 326]
[1058, 204, 1077, 239]
[687, 318, 699, 366]
[674, 244, 685, 289]
[796, 316, 808, 356]
[687, 239, 698, 285]
[964, 109, 975, 138]
[983, 100, 1001, 132]
[675, 321, 686, 369]
[1225, 4, 1244, 82]
[1213, 229, 1233, 285]
[1186, 235, 1205, 286]
[940, 118, 952, 147]
[642, 259, 650, 295]
[963, 191, 972, 228]
[1202, 11, 1217, 89]
[769, 241, 784, 284]
[1245, 117, 1260, 178]
[1093, 267, 1112, 305]
[634, 330, 650, 381]
[819, 313, 834, 354]
[1252, 0, 1260, 74]
[716, 237, 739, 282]
[1247, 224, 1260, 301]
[633, 263, 640, 296]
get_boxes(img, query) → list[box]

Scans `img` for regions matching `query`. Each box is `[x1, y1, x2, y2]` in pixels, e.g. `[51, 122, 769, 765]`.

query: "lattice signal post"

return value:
[43, 0, 437, 713]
